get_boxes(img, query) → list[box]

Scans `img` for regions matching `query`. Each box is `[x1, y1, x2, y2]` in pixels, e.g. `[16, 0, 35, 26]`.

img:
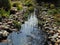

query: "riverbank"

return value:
[38, 5, 60, 45]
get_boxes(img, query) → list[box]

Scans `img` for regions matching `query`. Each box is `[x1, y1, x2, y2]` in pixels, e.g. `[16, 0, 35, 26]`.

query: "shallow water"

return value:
[0, 12, 46, 45]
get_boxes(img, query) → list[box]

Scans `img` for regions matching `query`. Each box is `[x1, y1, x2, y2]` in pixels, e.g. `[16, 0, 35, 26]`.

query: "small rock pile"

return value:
[0, 10, 24, 40]
[38, 9, 60, 45]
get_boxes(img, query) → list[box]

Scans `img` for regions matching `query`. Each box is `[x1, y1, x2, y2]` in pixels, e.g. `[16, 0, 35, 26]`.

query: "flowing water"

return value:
[0, 11, 46, 45]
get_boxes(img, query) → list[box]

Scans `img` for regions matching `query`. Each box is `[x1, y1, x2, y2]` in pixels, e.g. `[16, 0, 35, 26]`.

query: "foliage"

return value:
[57, 8, 60, 13]
[54, 14, 60, 26]
[21, 0, 35, 7]
[13, 20, 22, 30]
[0, 9, 10, 18]
[50, 4, 55, 9]
[17, 5, 23, 10]
[0, 0, 11, 10]
[24, 11, 29, 20]
[54, 14, 60, 21]
[28, 6, 34, 12]
[13, 2, 23, 10]
[44, 3, 49, 8]
[47, 9, 59, 15]
[13, 2, 20, 7]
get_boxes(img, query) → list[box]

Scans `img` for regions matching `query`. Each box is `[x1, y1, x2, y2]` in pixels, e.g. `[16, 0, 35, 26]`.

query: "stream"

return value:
[0, 11, 46, 45]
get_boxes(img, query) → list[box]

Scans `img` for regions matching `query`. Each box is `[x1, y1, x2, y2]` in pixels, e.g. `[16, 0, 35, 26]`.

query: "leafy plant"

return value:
[13, 20, 22, 30]
[24, 11, 29, 20]
[0, 9, 10, 18]
[17, 5, 23, 10]
[50, 4, 55, 9]
[13, 2, 20, 7]
[28, 6, 34, 12]
[47, 9, 58, 15]
[22, 0, 35, 7]
[13, 2, 23, 10]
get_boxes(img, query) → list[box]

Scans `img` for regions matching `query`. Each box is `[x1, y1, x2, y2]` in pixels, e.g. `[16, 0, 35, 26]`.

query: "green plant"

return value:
[28, 6, 34, 12]
[13, 20, 22, 30]
[0, 0, 11, 10]
[0, 9, 10, 18]
[47, 9, 58, 15]
[22, 0, 35, 7]
[50, 4, 55, 9]
[13, 2, 20, 7]
[17, 5, 23, 10]
[13, 2, 23, 10]
[24, 11, 29, 20]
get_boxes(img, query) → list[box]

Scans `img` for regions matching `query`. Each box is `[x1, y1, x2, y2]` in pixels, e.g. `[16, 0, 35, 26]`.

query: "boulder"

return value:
[0, 22, 2, 25]
[58, 30, 60, 33]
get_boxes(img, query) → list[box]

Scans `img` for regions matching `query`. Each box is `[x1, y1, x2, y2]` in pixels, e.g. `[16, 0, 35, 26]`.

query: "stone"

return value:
[12, 29, 17, 31]
[0, 22, 2, 25]
[4, 26, 9, 30]
[58, 36, 60, 38]
[7, 21, 12, 25]
[3, 30, 9, 37]
[58, 30, 60, 33]
[49, 30, 54, 34]
[56, 39, 60, 43]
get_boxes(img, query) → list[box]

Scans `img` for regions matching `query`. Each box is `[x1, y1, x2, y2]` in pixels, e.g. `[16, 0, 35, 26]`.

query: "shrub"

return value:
[0, 9, 10, 18]
[47, 9, 58, 15]
[50, 4, 55, 9]
[13, 2, 23, 10]
[0, 0, 11, 10]
[22, 0, 35, 7]
[24, 12, 29, 20]
[44, 3, 49, 8]
[17, 5, 23, 10]
[13, 2, 20, 7]
[28, 6, 34, 12]
[13, 20, 22, 30]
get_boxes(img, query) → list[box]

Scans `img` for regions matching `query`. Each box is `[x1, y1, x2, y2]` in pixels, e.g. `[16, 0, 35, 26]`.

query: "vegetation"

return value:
[12, 2, 23, 10]
[0, 0, 11, 10]
[0, 9, 10, 18]
[47, 9, 59, 15]
[13, 20, 22, 30]
[54, 14, 60, 26]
